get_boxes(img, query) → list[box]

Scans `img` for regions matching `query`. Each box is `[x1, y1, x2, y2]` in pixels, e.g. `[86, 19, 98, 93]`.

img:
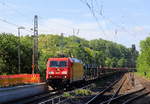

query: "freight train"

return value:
[46, 57, 128, 88]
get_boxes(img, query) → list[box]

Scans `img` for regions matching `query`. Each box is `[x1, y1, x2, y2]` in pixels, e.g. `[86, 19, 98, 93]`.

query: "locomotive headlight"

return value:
[62, 71, 67, 74]
[49, 71, 54, 74]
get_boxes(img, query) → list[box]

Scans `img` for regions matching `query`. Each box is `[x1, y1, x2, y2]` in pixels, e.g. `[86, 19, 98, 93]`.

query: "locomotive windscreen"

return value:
[50, 61, 67, 67]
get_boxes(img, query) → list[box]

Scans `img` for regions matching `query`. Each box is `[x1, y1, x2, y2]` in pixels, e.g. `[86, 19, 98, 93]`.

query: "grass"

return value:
[63, 89, 93, 98]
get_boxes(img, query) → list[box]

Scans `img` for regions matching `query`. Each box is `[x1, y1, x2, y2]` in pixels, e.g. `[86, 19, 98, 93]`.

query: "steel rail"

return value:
[10, 90, 60, 104]
[99, 87, 145, 104]
[106, 78, 127, 104]
[85, 79, 119, 104]
[122, 91, 150, 104]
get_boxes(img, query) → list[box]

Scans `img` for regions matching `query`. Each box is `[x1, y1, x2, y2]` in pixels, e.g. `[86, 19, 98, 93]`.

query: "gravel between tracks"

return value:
[130, 75, 150, 104]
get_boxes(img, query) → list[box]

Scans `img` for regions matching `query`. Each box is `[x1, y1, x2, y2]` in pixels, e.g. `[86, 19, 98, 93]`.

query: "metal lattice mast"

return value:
[32, 15, 38, 74]
[131, 44, 136, 68]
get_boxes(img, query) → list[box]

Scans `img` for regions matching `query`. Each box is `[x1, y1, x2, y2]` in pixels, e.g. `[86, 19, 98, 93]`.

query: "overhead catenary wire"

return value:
[80, 0, 111, 55]
[0, 1, 35, 34]
[80, 0, 107, 37]
[85, 0, 141, 54]
[94, 0, 138, 57]
[80, 0, 139, 61]
[0, 17, 19, 27]
[80, 0, 140, 44]
[0, 0, 82, 37]
[0, 17, 33, 34]
[0, 0, 46, 28]
[0, 1, 31, 20]
[94, 0, 139, 41]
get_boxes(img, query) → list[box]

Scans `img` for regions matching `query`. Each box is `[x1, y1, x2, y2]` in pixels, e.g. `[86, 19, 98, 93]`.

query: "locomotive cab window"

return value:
[59, 61, 67, 67]
[49, 61, 67, 67]
[50, 61, 58, 67]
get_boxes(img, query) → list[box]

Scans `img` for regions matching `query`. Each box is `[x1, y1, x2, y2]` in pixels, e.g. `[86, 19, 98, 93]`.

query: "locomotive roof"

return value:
[48, 57, 82, 63]
[70, 58, 82, 63]
[48, 57, 69, 61]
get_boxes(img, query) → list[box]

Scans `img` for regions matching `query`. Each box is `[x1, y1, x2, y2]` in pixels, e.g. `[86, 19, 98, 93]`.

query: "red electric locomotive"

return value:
[46, 57, 84, 88]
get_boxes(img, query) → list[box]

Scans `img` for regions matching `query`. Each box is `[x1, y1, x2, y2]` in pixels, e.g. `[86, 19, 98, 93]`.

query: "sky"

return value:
[0, 0, 150, 51]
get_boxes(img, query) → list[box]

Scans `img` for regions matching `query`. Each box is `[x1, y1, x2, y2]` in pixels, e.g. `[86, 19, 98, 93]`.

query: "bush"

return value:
[63, 92, 72, 97]
[74, 89, 92, 96]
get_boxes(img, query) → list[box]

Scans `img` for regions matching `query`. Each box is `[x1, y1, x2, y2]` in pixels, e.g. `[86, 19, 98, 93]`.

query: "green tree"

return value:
[137, 37, 150, 73]
[0, 33, 136, 75]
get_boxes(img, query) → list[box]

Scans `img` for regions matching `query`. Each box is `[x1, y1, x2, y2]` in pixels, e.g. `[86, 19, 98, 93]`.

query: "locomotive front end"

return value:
[46, 58, 71, 88]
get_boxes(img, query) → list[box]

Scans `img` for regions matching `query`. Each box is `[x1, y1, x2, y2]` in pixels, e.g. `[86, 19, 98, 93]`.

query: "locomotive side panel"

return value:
[71, 62, 84, 82]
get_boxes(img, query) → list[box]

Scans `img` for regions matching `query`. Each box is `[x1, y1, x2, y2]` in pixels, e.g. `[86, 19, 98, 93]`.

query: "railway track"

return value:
[6, 73, 124, 104]
[38, 83, 94, 104]
[86, 78, 124, 104]
[5, 73, 150, 104]
[122, 90, 150, 104]
[37, 73, 124, 104]
[99, 88, 149, 104]
[9, 82, 94, 104]
[85, 74, 150, 104]
[10, 89, 61, 104]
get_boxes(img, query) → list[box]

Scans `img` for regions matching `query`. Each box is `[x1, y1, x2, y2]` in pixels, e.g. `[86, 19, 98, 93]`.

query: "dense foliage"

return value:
[137, 37, 150, 76]
[0, 33, 32, 74]
[0, 33, 137, 75]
